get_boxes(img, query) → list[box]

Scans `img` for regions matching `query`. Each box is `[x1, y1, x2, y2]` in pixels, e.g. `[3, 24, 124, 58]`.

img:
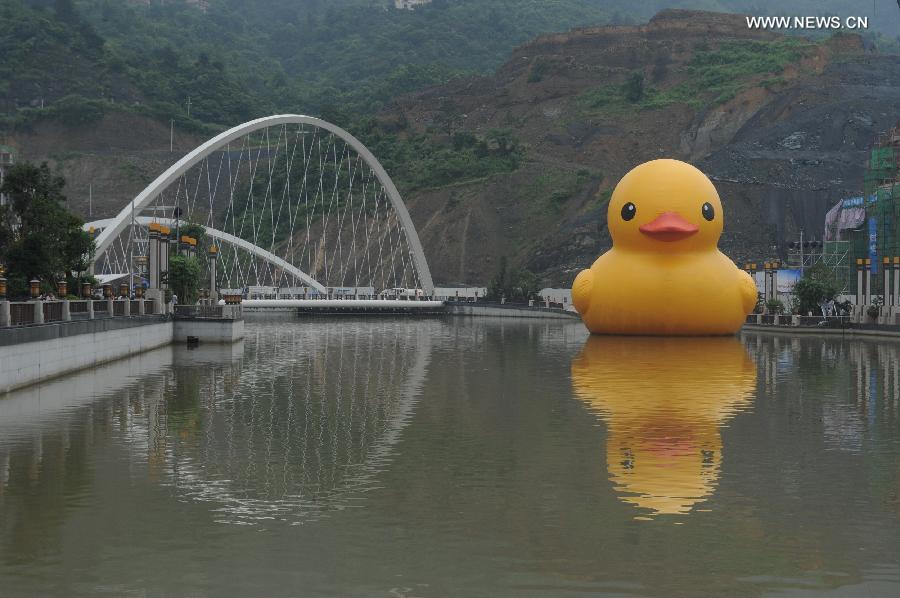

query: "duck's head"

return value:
[608, 159, 723, 253]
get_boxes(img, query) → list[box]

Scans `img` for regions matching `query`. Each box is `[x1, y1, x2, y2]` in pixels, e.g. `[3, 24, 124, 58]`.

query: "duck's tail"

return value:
[571, 269, 594, 315]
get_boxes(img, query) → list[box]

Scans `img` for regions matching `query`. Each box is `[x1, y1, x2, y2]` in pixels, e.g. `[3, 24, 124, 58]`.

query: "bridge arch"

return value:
[91, 114, 434, 295]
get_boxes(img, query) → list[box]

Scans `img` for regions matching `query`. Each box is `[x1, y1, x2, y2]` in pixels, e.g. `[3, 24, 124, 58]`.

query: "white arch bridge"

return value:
[85, 115, 434, 297]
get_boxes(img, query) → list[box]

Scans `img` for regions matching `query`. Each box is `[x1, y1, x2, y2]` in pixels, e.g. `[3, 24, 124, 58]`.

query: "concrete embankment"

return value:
[1, 317, 174, 394]
[241, 299, 446, 315]
[240, 299, 579, 320]
[742, 323, 900, 339]
[0, 342, 246, 429]
[446, 303, 580, 319]
[1, 314, 244, 394]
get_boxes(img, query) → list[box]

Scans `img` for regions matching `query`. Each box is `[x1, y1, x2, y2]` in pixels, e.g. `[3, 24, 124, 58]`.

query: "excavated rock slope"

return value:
[391, 10, 900, 285]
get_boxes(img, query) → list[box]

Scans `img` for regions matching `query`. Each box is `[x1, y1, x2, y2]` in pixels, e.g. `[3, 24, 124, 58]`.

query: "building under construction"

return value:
[823, 122, 900, 296]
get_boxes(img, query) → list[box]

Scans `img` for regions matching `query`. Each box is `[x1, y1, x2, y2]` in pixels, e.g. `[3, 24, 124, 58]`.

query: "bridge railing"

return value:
[69, 300, 90, 318]
[0, 298, 165, 327]
[42, 301, 64, 323]
[9, 303, 35, 326]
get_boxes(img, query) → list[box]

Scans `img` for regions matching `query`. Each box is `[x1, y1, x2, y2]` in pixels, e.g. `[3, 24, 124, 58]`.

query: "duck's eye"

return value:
[621, 202, 636, 221]
[702, 202, 715, 221]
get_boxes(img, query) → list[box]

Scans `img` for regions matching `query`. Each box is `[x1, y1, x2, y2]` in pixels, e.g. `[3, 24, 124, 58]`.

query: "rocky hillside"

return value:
[388, 10, 900, 285]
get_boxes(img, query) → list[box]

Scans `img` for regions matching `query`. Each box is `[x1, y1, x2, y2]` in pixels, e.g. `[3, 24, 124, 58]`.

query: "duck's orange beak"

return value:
[639, 212, 699, 242]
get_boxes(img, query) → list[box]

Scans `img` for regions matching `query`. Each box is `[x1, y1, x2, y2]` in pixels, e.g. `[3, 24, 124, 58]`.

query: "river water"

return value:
[1, 318, 900, 597]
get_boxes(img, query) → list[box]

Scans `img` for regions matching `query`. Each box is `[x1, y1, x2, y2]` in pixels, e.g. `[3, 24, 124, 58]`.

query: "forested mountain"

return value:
[3, 0, 898, 132]
[3, 0, 620, 130]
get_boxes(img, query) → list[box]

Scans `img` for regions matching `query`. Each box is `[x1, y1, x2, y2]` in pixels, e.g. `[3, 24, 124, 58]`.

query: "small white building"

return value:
[394, 0, 432, 9]
[538, 288, 573, 309]
[247, 286, 278, 299]
[248, 286, 379, 299]
[329, 286, 377, 299]
[433, 287, 487, 302]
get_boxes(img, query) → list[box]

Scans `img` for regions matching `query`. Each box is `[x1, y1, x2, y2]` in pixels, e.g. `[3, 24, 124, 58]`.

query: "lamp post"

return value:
[208, 244, 218, 303]
[884, 257, 891, 307]
[30, 279, 40, 300]
[856, 258, 865, 307]
[893, 257, 899, 310]
[865, 258, 873, 306]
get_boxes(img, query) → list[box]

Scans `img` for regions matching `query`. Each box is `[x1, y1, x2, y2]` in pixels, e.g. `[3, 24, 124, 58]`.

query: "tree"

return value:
[167, 254, 201, 304]
[0, 163, 94, 297]
[485, 129, 517, 156]
[487, 255, 513, 300]
[651, 48, 671, 83]
[180, 221, 207, 252]
[623, 71, 644, 102]
[515, 269, 541, 302]
[433, 97, 462, 137]
[487, 256, 541, 303]
[54, 0, 78, 24]
[793, 263, 839, 315]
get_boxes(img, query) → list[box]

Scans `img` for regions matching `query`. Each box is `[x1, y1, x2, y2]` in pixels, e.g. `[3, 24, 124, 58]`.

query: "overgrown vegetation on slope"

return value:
[576, 38, 816, 114]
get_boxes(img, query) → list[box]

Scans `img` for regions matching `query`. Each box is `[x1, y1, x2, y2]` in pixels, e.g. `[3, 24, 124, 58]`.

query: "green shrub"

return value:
[765, 298, 784, 314]
[793, 263, 839, 315]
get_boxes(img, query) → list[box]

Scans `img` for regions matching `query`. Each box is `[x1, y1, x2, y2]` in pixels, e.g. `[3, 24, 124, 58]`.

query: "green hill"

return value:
[3, 0, 620, 131]
[4, 0, 897, 133]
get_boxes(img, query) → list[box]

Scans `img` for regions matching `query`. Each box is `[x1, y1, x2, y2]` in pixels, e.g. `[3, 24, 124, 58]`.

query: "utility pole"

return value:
[129, 200, 135, 296]
[170, 119, 174, 152]
[186, 96, 191, 118]
[88, 184, 92, 217]
[799, 228, 804, 277]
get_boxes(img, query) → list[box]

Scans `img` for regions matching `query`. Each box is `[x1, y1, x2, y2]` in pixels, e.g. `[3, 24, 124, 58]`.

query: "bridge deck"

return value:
[240, 299, 447, 315]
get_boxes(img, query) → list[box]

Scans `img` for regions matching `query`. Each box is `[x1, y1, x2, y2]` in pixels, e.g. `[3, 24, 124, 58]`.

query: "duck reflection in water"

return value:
[571, 336, 756, 516]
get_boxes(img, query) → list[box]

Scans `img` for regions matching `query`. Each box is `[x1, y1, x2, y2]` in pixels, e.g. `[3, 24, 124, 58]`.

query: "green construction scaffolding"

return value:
[824, 128, 900, 296]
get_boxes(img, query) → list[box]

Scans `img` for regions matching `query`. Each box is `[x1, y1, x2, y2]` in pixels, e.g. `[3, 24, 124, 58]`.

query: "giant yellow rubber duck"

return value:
[572, 159, 757, 335]
[571, 336, 756, 516]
